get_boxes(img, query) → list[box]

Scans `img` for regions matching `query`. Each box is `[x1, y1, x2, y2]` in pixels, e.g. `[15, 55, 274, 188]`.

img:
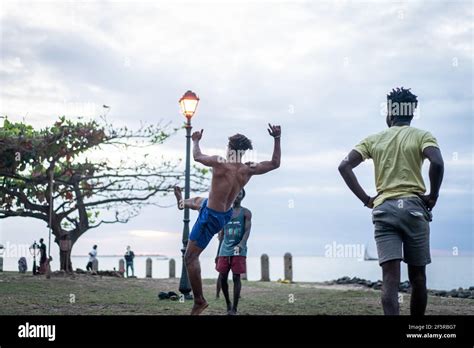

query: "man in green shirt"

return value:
[338, 87, 444, 316]
[215, 189, 251, 315]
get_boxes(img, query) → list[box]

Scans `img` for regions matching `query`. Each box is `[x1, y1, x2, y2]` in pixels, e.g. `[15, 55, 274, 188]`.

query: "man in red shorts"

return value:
[215, 189, 251, 315]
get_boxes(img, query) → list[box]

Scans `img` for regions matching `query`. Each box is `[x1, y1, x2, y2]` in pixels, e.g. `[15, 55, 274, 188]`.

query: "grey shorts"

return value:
[372, 196, 432, 266]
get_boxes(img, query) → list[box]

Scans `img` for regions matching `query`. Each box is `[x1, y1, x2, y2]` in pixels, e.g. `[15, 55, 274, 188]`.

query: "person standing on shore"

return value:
[124, 246, 135, 278]
[338, 87, 444, 316]
[86, 245, 98, 272]
[38, 238, 47, 274]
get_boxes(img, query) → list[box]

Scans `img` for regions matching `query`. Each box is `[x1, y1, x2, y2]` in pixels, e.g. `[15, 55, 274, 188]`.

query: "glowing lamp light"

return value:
[179, 90, 200, 119]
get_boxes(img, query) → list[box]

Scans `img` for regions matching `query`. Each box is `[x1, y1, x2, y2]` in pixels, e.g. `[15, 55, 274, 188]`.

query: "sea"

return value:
[2, 255, 472, 291]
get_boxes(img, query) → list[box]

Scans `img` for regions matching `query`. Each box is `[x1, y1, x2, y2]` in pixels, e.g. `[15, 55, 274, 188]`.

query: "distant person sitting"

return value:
[124, 246, 135, 277]
[38, 238, 47, 274]
[86, 245, 98, 272]
[18, 257, 27, 273]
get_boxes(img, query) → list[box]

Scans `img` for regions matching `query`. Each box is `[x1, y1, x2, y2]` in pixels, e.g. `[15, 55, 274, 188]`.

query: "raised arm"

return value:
[246, 124, 281, 175]
[418, 146, 444, 210]
[338, 150, 375, 208]
[192, 129, 224, 167]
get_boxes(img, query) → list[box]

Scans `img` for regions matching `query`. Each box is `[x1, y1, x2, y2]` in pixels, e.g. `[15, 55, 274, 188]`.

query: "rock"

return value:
[399, 282, 411, 293]
[448, 289, 458, 298]
[458, 291, 470, 299]
[399, 281, 411, 292]
[335, 276, 351, 284]
[326, 277, 472, 299]
[373, 281, 382, 290]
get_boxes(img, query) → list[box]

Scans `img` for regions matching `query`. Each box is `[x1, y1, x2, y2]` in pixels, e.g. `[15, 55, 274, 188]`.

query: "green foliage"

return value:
[0, 116, 209, 244]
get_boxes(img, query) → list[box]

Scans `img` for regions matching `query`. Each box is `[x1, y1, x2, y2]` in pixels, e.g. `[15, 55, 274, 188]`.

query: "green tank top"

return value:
[218, 208, 247, 257]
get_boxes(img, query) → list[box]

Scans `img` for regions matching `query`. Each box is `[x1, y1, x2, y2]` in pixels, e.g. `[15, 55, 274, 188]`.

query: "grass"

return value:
[0, 272, 472, 315]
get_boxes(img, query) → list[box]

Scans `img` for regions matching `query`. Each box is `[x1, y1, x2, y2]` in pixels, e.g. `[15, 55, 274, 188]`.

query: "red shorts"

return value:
[216, 256, 246, 274]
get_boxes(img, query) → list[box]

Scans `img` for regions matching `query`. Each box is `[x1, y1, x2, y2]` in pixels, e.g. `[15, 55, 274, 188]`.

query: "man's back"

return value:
[338, 87, 445, 316]
[40, 243, 47, 261]
[355, 125, 439, 207]
[125, 251, 134, 262]
[208, 163, 251, 212]
[192, 125, 281, 213]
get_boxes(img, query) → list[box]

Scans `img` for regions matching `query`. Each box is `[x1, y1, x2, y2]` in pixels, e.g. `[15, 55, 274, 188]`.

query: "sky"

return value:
[0, 0, 472, 262]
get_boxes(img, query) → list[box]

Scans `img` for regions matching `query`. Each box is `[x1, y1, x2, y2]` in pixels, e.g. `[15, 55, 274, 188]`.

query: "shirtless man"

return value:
[174, 124, 281, 315]
[176, 188, 251, 315]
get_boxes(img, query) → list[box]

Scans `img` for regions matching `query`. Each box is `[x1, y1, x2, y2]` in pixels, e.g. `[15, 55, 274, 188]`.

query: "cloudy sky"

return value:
[0, 0, 472, 261]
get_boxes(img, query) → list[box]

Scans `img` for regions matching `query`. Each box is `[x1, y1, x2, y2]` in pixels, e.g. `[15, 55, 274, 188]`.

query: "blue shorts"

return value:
[189, 199, 233, 249]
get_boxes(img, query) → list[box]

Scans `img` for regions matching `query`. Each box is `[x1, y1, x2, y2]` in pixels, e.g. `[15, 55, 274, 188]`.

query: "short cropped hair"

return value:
[387, 87, 418, 119]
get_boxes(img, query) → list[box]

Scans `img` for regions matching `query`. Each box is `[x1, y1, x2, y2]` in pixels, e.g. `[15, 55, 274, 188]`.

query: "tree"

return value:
[0, 116, 208, 271]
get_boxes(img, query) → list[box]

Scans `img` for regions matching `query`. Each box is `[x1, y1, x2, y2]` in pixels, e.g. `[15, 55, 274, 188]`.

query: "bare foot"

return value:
[191, 301, 209, 315]
[174, 186, 184, 210]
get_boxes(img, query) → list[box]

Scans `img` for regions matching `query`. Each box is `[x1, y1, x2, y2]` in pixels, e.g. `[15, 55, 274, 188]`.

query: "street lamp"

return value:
[178, 90, 199, 299]
[29, 241, 40, 275]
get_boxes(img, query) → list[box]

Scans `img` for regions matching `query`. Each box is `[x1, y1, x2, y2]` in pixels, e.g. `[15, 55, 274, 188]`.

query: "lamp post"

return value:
[0, 243, 4, 272]
[178, 90, 200, 299]
[29, 241, 40, 275]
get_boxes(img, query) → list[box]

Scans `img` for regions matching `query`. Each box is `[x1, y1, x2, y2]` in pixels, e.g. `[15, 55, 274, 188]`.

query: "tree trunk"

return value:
[59, 243, 73, 272]
[56, 228, 74, 273]
[55, 224, 87, 272]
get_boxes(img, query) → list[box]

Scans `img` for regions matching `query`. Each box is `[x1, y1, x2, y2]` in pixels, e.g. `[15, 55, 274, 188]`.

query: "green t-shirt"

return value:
[218, 208, 247, 257]
[354, 126, 439, 207]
